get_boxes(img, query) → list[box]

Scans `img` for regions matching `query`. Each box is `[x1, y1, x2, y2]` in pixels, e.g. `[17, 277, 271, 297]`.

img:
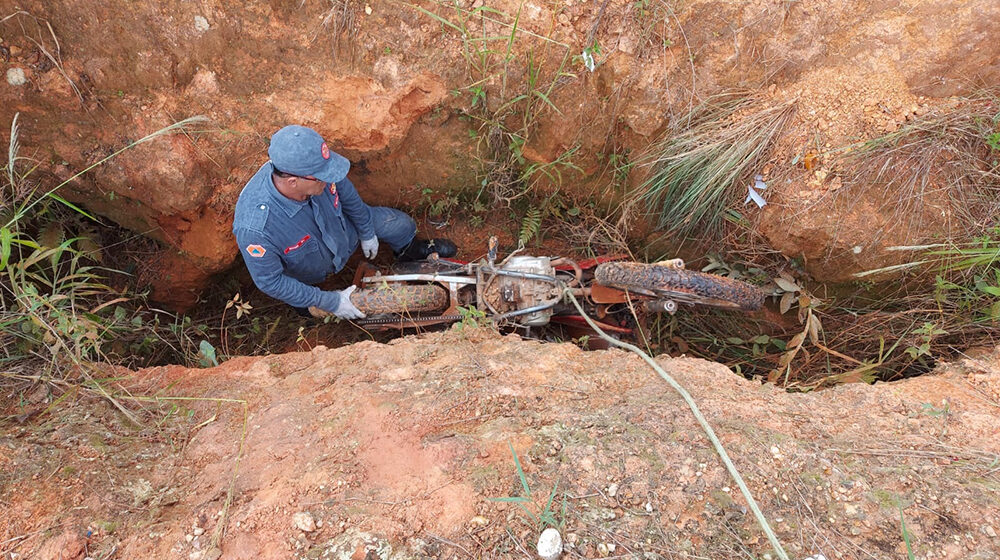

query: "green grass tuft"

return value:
[635, 92, 794, 239]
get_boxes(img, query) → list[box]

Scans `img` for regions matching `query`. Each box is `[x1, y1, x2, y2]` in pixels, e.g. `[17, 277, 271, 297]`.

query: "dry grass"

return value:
[633, 92, 795, 240]
[825, 93, 1000, 245]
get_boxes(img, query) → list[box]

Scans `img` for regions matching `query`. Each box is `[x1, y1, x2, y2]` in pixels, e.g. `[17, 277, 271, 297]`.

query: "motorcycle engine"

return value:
[484, 256, 556, 326]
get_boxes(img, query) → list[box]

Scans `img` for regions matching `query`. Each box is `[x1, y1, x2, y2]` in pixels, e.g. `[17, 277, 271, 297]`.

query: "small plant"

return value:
[220, 293, 253, 357]
[634, 93, 794, 239]
[987, 131, 1000, 152]
[572, 40, 600, 72]
[518, 206, 542, 245]
[457, 305, 490, 330]
[903, 322, 947, 361]
[419, 187, 461, 223]
[490, 442, 566, 531]
[1, 112, 211, 407]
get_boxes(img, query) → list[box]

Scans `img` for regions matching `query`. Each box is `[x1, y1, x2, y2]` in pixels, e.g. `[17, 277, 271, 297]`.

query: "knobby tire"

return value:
[350, 283, 449, 315]
[594, 262, 765, 311]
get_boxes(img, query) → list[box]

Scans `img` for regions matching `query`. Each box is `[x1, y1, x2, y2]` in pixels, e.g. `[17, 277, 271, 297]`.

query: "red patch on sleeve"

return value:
[321, 142, 331, 160]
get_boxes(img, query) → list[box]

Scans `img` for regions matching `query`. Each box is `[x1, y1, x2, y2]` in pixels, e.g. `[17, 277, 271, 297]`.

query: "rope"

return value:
[562, 288, 791, 560]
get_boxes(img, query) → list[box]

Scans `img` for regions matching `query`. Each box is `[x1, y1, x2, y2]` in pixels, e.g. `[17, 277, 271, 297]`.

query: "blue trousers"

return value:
[365, 206, 418, 253]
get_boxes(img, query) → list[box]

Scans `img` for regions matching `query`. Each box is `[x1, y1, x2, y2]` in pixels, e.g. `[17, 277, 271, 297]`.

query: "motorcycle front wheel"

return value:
[593, 262, 766, 311]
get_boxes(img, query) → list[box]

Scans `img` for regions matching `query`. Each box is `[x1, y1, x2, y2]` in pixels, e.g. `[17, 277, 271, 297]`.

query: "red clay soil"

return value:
[2, 329, 999, 559]
[2, 0, 998, 305]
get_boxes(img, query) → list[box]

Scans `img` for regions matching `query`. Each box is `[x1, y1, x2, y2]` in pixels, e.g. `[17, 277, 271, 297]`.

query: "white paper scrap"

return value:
[745, 174, 768, 208]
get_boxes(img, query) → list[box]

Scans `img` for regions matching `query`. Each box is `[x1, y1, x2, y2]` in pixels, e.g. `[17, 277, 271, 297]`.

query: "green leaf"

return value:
[900, 507, 915, 560]
[198, 339, 219, 367]
[0, 227, 11, 269]
[979, 285, 1000, 297]
[509, 441, 531, 498]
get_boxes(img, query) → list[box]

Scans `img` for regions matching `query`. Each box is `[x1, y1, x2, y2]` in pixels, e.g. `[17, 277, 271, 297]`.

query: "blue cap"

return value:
[268, 125, 350, 183]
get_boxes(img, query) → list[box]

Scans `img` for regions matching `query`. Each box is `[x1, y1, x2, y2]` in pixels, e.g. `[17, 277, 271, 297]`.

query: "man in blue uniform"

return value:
[233, 125, 456, 319]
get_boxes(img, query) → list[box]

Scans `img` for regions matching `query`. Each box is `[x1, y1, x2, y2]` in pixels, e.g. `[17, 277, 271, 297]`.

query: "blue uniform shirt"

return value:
[232, 162, 375, 311]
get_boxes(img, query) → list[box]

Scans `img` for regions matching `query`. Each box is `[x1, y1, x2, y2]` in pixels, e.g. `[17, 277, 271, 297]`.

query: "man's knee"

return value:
[372, 207, 417, 249]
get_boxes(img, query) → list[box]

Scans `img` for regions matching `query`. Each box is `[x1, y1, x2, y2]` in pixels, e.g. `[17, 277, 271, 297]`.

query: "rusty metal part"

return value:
[355, 314, 463, 327]
[550, 257, 582, 287]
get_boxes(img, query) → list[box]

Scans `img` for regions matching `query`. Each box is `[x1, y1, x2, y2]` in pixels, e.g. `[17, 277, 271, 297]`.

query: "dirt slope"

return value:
[3, 0, 999, 304]
[2, 329, 999, 559]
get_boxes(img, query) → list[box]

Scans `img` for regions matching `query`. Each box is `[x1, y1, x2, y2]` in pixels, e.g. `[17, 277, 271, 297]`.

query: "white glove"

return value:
[333, 285, 365, 319]
[361, 236, 379, 260]
[307, 285, 365, 320]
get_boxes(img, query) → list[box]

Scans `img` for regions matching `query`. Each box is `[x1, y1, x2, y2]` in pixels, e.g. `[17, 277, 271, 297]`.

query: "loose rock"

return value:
[536, 527, 562, 560]
[292, 512, 317, 532]
[7, 67, 27, 86]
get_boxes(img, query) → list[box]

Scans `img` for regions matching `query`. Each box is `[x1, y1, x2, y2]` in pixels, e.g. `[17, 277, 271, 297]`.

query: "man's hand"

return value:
[361, 236, 379, 260]
[308, 285, 366, 320]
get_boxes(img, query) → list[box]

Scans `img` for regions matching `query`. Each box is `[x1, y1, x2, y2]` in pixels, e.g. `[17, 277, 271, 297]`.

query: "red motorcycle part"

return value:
[550, 315, 633, 334]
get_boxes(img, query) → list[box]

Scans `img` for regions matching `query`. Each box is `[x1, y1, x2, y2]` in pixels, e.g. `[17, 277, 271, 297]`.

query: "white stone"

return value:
[607, 483, 618, 498]
[986, 525, 997, 538]
[292, 512, 317, 532]
[6, 68, 26, 86]
[192, 527, 205, 536]
[536, 528, 562, 560]
[194, 15, 210, 32]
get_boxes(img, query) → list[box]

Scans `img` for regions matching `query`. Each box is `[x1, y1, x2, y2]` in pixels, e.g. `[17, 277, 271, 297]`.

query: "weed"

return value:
[406, 0, 581, 241]
[456, 305, 490, 331]
[518, 206, 542, 246]
[220, 293, 253, 358]
[418, 187, 461, 225]
[828, 92, 1000, 245]
[317, 0, 361, 61]
[900, 507, 916, 560]
[490, 442, 566, 531]
[1, 113, 211, 410]
[634, 92, 794, 239]
[629, 0, 674, 55]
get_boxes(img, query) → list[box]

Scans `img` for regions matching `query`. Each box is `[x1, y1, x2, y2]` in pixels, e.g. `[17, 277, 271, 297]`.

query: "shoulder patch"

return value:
[246, 244, 267, 258]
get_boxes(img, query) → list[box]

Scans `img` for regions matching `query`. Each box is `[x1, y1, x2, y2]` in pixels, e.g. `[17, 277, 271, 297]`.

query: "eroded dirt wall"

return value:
[2, 0, 998, 305]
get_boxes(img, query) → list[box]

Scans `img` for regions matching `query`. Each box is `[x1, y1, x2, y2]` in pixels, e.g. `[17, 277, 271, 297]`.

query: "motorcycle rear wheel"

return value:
[594, 262, 766, 311]
[351, 283, 449, 315]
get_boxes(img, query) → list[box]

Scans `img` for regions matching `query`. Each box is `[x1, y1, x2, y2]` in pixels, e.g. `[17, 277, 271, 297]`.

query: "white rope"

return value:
[563, 288, 791, 560]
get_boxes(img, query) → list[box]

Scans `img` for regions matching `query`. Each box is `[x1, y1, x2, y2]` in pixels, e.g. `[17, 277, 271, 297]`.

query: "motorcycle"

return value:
[344, 237, 765, 334]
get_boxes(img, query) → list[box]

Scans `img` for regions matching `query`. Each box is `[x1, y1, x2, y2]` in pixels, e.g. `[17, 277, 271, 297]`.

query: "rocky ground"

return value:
[2, 328, 999, 559]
